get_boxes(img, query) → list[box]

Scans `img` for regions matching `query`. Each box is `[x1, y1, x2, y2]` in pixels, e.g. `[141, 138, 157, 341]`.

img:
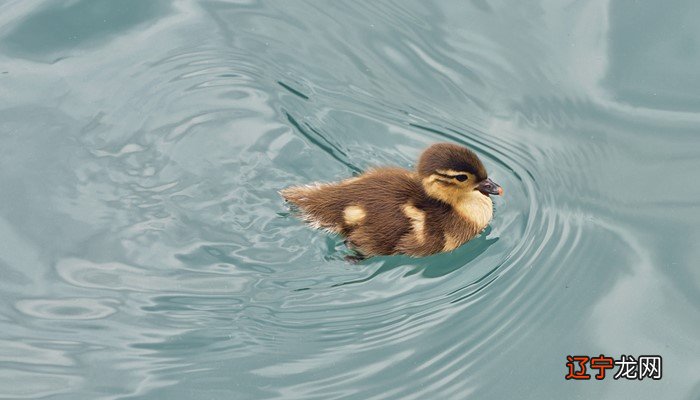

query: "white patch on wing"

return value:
[343, 206, 366, 225]
[402, 203, 426, 244]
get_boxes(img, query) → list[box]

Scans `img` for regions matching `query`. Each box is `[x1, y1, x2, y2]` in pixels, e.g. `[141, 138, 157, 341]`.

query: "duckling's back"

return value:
[280, 168, 462, 256]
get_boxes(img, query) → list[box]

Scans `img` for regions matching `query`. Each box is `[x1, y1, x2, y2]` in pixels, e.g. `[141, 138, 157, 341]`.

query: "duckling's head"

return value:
[417, 143, 502, 204]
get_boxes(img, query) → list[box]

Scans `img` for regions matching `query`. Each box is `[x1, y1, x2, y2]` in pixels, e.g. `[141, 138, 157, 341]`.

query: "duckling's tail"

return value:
[278, 185, 313, 207]
[279, 183, 347, 233]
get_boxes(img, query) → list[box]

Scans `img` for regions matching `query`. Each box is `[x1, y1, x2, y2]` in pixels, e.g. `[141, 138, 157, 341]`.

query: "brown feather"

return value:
[417, 143, 487, 181]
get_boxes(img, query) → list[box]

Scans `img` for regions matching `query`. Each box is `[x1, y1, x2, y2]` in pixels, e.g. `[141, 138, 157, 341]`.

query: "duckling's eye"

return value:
[454, 174, 468, 182]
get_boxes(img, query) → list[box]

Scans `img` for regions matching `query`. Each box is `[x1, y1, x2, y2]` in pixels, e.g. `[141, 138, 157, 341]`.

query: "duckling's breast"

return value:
[454, 193, 493, 233]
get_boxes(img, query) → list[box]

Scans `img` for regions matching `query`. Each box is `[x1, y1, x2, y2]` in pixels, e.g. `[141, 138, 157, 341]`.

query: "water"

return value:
[0, 1, 699, 399]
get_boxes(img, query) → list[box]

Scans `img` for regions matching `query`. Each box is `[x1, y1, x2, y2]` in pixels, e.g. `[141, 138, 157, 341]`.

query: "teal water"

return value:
[1, 1, 699, 399]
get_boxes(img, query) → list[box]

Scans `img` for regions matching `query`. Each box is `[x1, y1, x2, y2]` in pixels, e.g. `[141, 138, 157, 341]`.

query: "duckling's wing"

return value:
[279, 168, 417, 237]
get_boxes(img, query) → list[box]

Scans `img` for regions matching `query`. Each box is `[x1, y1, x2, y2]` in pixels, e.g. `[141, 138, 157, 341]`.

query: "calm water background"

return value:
[1, 0, 699, 399]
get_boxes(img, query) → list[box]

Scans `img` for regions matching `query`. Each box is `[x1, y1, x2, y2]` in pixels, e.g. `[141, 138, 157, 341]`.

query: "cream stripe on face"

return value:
[434, 169, 473, 184]
[435, 169, 467, 177]
[402, 203, 426, 244]
[425, 173, 455, 185]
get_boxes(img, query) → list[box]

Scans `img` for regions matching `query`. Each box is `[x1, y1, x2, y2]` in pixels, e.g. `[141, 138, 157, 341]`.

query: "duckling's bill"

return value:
[478, 177, 503, 196]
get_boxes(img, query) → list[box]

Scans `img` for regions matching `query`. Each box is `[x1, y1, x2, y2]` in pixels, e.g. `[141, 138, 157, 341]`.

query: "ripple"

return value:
[15, 298, 118, 320]
[0, 369, 82, 399]
[0, 340, 74, 366]
[56, 257, 255, 295]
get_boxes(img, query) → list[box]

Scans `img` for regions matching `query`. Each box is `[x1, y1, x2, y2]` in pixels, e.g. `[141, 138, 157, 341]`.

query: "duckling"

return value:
[280, 143, 502, 260]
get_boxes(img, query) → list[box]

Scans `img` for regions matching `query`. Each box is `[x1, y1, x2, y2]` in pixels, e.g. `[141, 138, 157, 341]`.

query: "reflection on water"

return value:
[0, 0, 698, 399]
[1, 0, 171, 62]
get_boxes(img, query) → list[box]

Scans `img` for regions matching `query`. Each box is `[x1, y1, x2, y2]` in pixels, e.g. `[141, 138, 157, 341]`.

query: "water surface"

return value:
[0, 1, 699, 399]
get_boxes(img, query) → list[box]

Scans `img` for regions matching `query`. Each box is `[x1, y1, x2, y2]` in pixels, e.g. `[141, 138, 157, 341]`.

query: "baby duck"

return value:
[280, 143, 502, 260]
